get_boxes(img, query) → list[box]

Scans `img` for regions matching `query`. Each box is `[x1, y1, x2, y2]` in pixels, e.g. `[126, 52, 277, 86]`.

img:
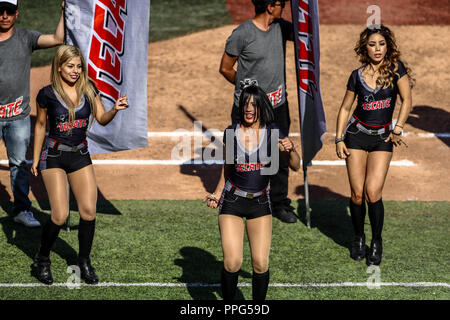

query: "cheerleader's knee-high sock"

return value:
[252, 269, 270, 300]
[221, 268, 239, 300]
[368, 199, 384, 241]
[349, 199, 366, 237]
[39, 219, 62, 257]
[78, 218, 96, 260]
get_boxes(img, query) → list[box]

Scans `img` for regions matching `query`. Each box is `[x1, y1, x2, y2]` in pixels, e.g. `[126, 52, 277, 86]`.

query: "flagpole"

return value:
[303, 164, 312, 228]
[291, 0, 326, 229]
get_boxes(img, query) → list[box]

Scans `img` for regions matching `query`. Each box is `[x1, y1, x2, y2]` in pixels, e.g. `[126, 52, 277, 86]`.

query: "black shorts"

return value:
[344, 123, 393, 152]
[39, 146, 92, 173]
[218, 188, 272, 220]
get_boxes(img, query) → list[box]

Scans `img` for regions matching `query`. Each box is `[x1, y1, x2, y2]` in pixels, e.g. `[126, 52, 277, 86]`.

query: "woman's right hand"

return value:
[203, 194, 219, 208]
[336, 141, 350, 159]
[31, 162, 39, 177]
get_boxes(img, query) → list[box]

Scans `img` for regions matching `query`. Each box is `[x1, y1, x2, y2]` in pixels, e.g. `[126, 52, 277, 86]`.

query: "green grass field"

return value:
[0, 200, 448, 300]
[5, 0, 449, 303]
[14, 0, 232, 67]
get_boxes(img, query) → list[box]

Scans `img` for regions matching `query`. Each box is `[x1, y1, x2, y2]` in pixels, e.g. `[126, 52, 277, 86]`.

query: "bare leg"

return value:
[345, 148, 368, 205]
[246, 215, 272, 274]
[219, 214, 245, 273]
[41, 168, 69, 226]
[219, 214, 245, 300]
[364, 151, 392, 203]
[67, 165, 97, 222]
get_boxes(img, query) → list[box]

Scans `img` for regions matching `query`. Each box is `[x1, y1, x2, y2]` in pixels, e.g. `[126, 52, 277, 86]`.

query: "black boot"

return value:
[350, 234, 367, 261]
[31, 253, 53, 285]
[367, 238, 383, 266]
[78, 257, 99, 284]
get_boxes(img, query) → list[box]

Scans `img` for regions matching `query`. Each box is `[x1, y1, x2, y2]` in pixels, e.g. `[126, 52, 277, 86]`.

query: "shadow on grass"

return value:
[295, 186, 355, 252]
[174, 246, 251, 300]
[0, 207, 78, 266]
[0, 198, 123, 274]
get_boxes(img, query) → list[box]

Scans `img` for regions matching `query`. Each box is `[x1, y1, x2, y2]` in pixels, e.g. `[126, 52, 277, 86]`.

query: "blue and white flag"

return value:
[65, 0, 150, 153]
[291, 0, 326, 166]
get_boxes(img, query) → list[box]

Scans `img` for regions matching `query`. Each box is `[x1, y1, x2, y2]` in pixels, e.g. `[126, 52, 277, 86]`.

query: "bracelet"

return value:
[395, 124, 404, 129]
[335, 137, 344, 144]
[391, 130, 402, 136]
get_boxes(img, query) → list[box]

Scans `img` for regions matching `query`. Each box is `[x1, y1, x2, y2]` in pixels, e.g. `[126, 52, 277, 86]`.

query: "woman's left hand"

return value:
[385, 131, 408, 148]
[203, 194, 219, 208]
[279, 137, 295, 152]
[114, 95, 129, 111]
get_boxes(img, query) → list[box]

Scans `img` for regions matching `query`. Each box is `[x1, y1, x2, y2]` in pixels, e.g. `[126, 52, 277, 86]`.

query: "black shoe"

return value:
[31, 253, 53, 285]
[272, 207, 297, 223]
[350, 235, 367, 261]
[78, 257, 99, 284]
[367, 238, 383, 266]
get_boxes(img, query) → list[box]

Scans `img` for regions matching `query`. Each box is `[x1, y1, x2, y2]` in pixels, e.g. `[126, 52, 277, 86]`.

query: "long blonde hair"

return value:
[354, 25, 415, 89]
[51, 45, 97, 134]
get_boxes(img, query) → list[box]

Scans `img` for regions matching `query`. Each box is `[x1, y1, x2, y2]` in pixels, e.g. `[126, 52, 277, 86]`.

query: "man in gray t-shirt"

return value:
[219, 0, 297, 224]
[0, 0, 64, 227]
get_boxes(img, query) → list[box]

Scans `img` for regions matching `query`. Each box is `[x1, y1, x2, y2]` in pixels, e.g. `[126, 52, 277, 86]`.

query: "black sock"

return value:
[349, 199, 366, 237]
[78, 218, 96, 260]
[368, 199, 384, 241]
[39, 219, 61, 257]
[252, 269, 270, 300]
[221, 268, 239, 300]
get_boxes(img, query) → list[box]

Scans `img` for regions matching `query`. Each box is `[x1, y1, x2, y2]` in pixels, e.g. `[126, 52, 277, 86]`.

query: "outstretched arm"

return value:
[94, 94, 129, 126]
[37, 1, 65, 48]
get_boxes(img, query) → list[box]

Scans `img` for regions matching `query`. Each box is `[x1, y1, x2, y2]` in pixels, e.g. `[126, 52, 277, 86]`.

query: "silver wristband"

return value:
[335, 137, 344, 144]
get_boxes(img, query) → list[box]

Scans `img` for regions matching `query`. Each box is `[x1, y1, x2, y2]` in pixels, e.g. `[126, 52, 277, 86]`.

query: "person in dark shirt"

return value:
[335, 25, 414, 265]
[30, 45, 129, 285]
[204, 85, 300, 300]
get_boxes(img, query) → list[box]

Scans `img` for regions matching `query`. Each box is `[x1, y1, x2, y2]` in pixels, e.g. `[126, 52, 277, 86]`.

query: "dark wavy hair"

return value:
[355, 24, 415, 89]
[237, 85, 275, 126]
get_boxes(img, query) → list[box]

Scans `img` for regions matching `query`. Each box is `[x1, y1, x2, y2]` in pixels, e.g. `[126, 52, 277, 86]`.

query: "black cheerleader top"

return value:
[223, 123, 287, 193]
[36, 84, 99, 146]
[347, 61, 408, 126]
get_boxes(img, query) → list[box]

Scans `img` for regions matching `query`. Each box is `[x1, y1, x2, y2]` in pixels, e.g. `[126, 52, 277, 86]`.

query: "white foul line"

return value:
[0, 281, 448, 288]
[147, 131, 450, 138]
[0, 160, 417, 166]
[85, 160, 416, 166]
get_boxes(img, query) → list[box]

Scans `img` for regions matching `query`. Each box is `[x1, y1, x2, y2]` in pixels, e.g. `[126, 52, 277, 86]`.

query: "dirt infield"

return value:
[0, 1, 449, 203]
[226, 0, 450, 25]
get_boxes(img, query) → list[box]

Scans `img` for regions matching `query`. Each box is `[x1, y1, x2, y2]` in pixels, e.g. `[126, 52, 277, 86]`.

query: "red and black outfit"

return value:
[36, 84, 98, 173]
[344, 61, 408, 152]
[344, 61, 408, 265]
[219, 122, 286, 300]
[32, 84, 100, 285]
[219, 123, 287, 219]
